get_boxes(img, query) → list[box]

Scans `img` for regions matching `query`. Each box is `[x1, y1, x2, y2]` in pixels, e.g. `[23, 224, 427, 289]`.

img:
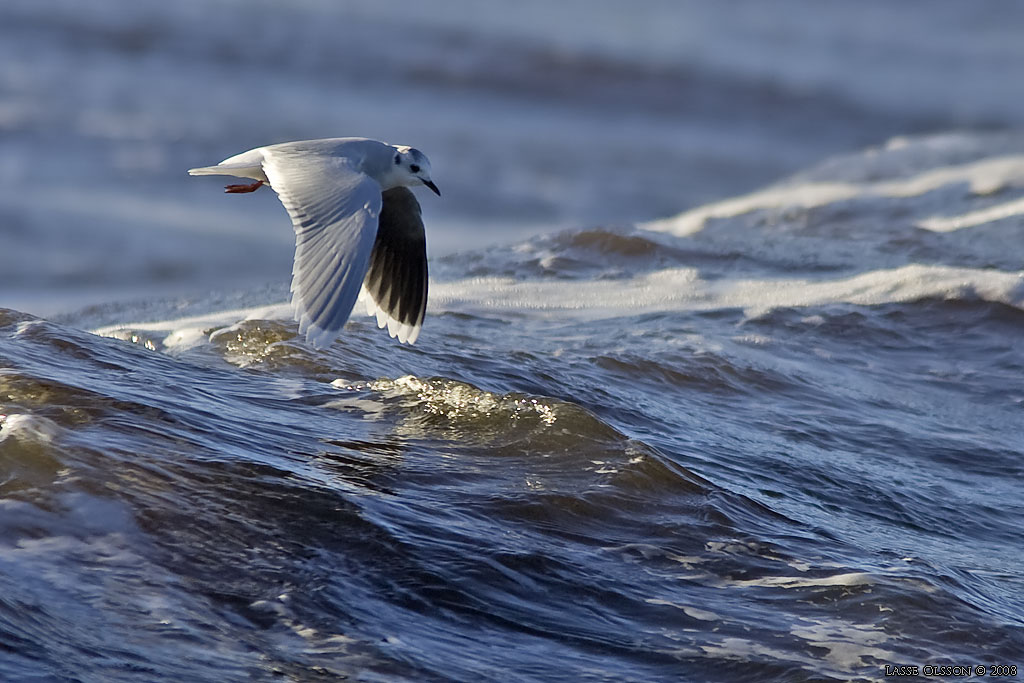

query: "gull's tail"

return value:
[187, 165, 228, 176]
[187, 162, 263, 178]
[188, 148, 266, 180]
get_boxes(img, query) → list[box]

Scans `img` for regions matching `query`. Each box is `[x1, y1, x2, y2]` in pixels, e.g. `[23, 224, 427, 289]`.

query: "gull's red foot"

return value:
[224, 180, 264, 194]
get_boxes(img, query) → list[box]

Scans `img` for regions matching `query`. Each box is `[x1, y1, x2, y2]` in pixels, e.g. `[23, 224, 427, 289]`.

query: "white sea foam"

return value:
[93, 304, 292, 352]
[91, 263, 1024, 350]
[430, 264, 1024, 317]
[644, 153, 1024, 236]
[0, 413, 61, 444]
[330, 375, 560, 425]
[918, 196, 1024, 232]
[727, 571, 874, 590]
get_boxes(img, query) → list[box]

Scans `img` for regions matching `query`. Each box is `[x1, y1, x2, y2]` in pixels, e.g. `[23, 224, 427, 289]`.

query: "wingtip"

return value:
[393, 320, 422, 345]
[294, 307, 340, 350]
[302, 325, 339, 350]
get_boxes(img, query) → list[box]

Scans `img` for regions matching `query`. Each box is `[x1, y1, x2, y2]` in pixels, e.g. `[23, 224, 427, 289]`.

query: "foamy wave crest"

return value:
[93, 304, 294, 353]
[0, 413, 61, 445]
[432, 264, 1024, 317]
[332, 375, 560, 426]
[88, 263, 1024, 353]
[645, 136, 1024, 237]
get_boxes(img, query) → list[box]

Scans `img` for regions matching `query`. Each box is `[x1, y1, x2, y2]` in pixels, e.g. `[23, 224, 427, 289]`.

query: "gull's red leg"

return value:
[224, 180, 264, 194]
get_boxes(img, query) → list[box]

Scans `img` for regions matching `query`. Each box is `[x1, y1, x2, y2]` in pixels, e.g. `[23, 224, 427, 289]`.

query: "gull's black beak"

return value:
[423, 179, 441, 196]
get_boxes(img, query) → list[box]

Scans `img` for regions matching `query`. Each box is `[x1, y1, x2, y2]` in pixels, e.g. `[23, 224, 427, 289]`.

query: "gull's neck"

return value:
[374, 160, 412, 191]
[339, 140, 411, 190]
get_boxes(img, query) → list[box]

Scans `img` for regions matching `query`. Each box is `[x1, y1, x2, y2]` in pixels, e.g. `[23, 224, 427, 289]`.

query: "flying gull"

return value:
[189, 137, 439, 347]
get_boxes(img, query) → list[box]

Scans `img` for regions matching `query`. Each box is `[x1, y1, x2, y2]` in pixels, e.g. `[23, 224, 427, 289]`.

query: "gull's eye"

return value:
[410, 164, 420, 173]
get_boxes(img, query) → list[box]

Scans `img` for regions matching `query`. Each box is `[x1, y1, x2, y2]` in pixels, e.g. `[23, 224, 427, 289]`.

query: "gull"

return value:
[189, 137, 440, 347]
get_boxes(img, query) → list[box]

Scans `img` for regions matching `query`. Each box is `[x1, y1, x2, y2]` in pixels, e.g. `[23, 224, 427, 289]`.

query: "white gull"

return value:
[189, 137, 440, 347]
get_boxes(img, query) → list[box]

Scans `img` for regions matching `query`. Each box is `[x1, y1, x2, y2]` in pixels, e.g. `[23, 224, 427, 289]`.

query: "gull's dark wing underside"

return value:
[361, 187, 428, 344]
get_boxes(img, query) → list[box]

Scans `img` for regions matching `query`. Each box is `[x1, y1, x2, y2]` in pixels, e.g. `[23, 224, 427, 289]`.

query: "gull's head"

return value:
[391, 146, 440, 196]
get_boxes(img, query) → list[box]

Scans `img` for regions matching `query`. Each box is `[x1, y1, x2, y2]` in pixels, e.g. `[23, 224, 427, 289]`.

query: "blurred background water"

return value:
[1, 2, 1024, 681]
[4, 0, 1024, 316]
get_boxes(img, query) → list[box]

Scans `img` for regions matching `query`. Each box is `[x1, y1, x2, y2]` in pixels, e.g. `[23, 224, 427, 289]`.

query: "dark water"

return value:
[4, 2, 1024, 681]
[4, 132, 1024, 680]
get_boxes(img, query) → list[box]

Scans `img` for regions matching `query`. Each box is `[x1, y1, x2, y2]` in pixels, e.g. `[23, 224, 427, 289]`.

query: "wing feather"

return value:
[360, 187, 428, 344]
[261, 148, 382, 348]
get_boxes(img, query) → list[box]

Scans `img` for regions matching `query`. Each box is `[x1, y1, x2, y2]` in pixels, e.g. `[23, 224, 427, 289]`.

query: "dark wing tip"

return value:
[364, 187, 429, 341]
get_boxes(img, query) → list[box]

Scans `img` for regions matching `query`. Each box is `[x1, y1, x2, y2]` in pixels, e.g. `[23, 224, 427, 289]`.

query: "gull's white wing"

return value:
[360, 187, 428, 344]
[261, 148, 382, 348]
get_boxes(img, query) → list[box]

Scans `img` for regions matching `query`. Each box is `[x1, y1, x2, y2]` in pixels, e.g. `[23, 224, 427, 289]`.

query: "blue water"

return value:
[2, 2, 1024, 681]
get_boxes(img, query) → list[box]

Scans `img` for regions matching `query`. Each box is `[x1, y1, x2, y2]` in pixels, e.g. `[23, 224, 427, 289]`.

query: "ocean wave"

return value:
[644, 134, 1024, 237]
[93, 303, 294, 353]
[323, 374, 695, 492]
[3, 274, 1022, 679]
[88, 263, 1024, 362]
[431, 264, 1024, 317]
